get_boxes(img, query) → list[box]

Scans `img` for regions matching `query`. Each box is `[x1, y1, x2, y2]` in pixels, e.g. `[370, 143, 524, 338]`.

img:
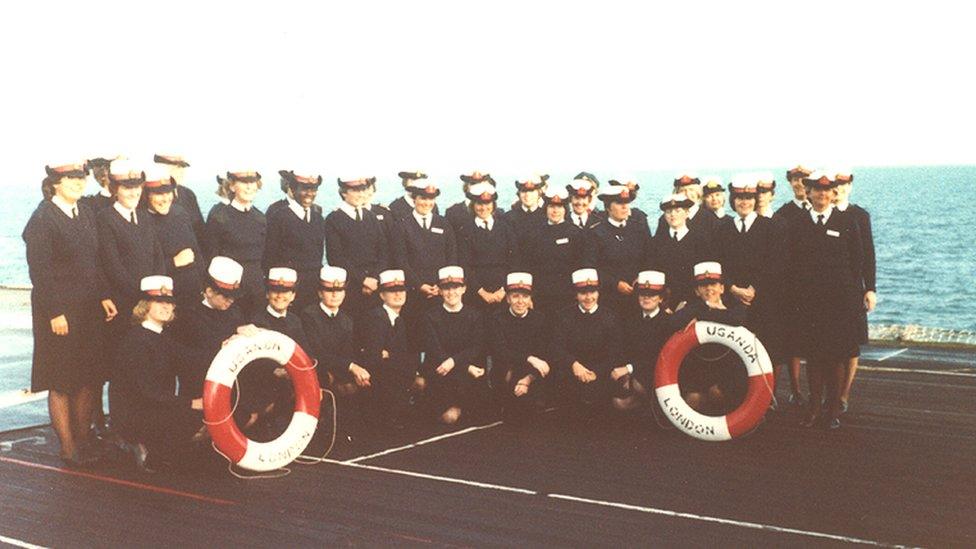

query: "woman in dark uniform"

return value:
[774, 164, 814, 407]
[789, 172, 864, 430]
[457, 182, 518, 314]
[264, 170, 325, 312]
[325, 176, 390, 318]
[701, 176, 727, 221]
[714, 176, 786, 394]
[566, 177, 603, 229]
[621, 270, 672, 410]
[24, 161, 117, 466]
[524, 186, 591, 314]
[142, 168, 205, 310]
[650, 193, 710, 311]
[111, 276, 204, 471]
[446, 172, 496, 233]
[399, 180, 458, 327]
[506, 175, 548, 266]
[590, 185, 649, 317]
[154, 154, 206, 250]
[834, 169, 877, 411]
[668, 262, 748, 415]
[204, 170, 266, 317]
[421, 266, 487, 425]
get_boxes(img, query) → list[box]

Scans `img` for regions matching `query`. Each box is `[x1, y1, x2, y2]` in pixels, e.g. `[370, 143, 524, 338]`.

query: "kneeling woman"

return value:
[669, 262, 748, 415]
[421, 266, 487, 425]
[111, 276, 204, 471]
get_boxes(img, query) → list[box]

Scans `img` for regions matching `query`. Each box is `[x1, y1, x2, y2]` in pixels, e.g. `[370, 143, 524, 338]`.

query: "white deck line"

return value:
[876, 348, 909, 362]
[860, 365, 976, 378]
[324, 460, 913, 547]
[343, 421, 503, 464]
[0, 533, 48, 549]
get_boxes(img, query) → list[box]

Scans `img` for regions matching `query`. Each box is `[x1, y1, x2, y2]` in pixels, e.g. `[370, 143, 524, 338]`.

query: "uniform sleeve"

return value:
[846, 217, 865, 294]
[358, 314, 387, 372]
[451, 311, 485, 368]
[24, 213, 67, 319]
[96, 214, 141, 299]
[859, 209, 876, 292]
[262, 209, 283, 272]
[204, 206, 225, 262]
[422, 313, 447, 368]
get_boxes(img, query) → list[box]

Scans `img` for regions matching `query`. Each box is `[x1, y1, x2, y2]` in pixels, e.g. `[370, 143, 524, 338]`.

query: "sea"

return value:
[1, 165, 973, 332]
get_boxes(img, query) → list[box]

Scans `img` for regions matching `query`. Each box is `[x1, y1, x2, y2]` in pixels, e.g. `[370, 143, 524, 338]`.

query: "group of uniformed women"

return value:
[24, 157, 876, 470]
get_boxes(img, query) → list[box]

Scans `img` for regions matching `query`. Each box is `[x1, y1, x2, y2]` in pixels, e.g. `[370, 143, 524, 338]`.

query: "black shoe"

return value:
[61, 451, 100, 469]
[826, 417, 842, 430]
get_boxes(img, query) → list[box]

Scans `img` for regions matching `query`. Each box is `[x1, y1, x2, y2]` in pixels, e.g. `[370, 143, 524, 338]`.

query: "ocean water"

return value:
[1, 165, 973, 331]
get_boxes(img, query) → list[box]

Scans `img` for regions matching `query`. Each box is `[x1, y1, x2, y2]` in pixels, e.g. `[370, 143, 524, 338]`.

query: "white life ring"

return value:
[654, 321, 774, 441]
[203, 330, 320, 471]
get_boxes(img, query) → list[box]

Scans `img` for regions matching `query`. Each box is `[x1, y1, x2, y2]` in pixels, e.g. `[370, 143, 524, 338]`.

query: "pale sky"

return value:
[1, 0, 974, 186]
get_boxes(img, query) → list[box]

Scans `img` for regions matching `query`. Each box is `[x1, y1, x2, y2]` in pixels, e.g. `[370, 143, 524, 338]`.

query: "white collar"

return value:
[287, 196, 308, 220]
[642, 307, 661, 319]
[230, 199, 251, 213]
[836, 201, 850, 212]
[337, 201, 361, 220]
[758, 207, 773, 218]
[362, 203, 372, 211]
[810, 204, 834, 224]
[578, 303, 599, 315]
[711, 208, 726, 218]
[688, 203, 701, 218]
[412, 209, 431, 228]
[547, 219, 565, 226]
[382, 304, 400, 326]
[201, 297, 214, 310]
[669, 225, 689, 241]
[217, 196, 230, 205]
[319, 302, 339, 318]
[520, 201, 542, 213]
[571, 211, 588, 224]
[141, 319, 164, 334]
[99, 187, 112, 198]
[50, 195, 77, 218]
[793, 198, 810, 210]
[442, 302, 463, 313]
[403, 193, 416, 208]
[266, 305, 287, 319]
[477, 216, 494, 230]
[734, 211, 758, 233]
[607, 216, 627, 228]
[509, 307, 528, 318]
[113, 201, 137, 223]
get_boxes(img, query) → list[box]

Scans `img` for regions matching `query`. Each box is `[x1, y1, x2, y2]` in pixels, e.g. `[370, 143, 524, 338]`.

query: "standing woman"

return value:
[789, 172, 864, 430]
[524, 186, 592, 314]
[154, 154, 206, 251]
[755, 172, 778, 218]
[701, 176, 727, 220]
[205, 170, 266, 316]
[457, 182, 518, 313]
[264, 170, 325, 312]
[142, 168, 205, 309]
[834, 169, 876, 411]
[24, 161, 117, 465]
[590, 185, 649, 317]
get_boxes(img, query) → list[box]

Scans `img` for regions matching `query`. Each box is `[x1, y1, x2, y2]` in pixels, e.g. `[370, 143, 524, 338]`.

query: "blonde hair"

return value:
[131, 299, 177, 325]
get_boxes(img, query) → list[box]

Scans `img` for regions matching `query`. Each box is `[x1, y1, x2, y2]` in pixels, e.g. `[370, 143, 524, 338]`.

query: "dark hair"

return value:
[41, 175, 58, 200]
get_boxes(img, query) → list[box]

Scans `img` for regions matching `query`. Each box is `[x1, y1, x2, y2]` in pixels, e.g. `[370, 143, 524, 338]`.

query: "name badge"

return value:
[430, 227, 444, 234]
[556, 237, 569, 245]
[375, 214, 384, 221]
[826, 229, 840, 237]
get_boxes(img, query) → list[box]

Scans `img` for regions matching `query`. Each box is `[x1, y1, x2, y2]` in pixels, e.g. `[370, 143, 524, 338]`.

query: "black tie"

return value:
[130, 211, 137, 224]
[355, 208, 362, 222]
[739, 218, 746, 234]
[71, 207, 78, 219]
[817, 214, 825, 226]
[481, 221, 489, 231]
[577, 217, 584, 228]
[304, 208, 310, 223]
[671, 231, 678, 242]
[423, 217, 429, 230]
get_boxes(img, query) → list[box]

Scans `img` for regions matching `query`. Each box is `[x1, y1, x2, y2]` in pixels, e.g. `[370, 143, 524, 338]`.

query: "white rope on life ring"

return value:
[203, 330, 320, 472]
[654, 321, 774, 441]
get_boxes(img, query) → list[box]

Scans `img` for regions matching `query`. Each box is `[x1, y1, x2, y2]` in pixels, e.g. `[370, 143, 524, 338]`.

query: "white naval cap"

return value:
[515, 174, 548, 190]
[108, 158, 145, 185]
[208, 256, 244, 293]
[505, 272, 533, 292]
[45, 160, 89, 178]
[572, 268, 600, 289]
[437, 265, 465, 286]
[755, 171, 776, 190]
[832, 168, 854, 183]
[140, 275, 174, 299]
[567, 178, 593, 197]
[693, 261, 723, 283]
[803, 170, 836, 188]
[597, 185, 636, 203]
[266, 267, 298, 291]
[673, 172, 701, 187]
[659, 192, 695, 210]
[701, 175, 724, 195]
[406, 180, 441, 198]
[143, 165, 175, 192]
[729, 174, 758, 194]
[635, 270, 666, 292]
[466, 181, 498, 203]
[544, 186, 569, 204]
[378, 269, 407, 290]
[319, 266, 348, 289]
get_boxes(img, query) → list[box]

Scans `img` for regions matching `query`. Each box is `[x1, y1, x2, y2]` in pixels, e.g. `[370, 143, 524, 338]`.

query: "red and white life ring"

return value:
[654, 321, 774, 441]
[203, 330, 320, 471]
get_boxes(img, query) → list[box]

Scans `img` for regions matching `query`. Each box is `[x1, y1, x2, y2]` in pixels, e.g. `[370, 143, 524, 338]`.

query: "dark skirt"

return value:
[30, 292, 104, 393]
[793, 283, 863, 363]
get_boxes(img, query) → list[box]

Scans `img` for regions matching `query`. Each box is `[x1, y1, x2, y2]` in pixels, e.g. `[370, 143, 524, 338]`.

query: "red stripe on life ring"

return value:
[202, 381, 248, 463]
[726, 372, 775, 438]
[285, 345, 320, 418]
[654, 322, 701, 387]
